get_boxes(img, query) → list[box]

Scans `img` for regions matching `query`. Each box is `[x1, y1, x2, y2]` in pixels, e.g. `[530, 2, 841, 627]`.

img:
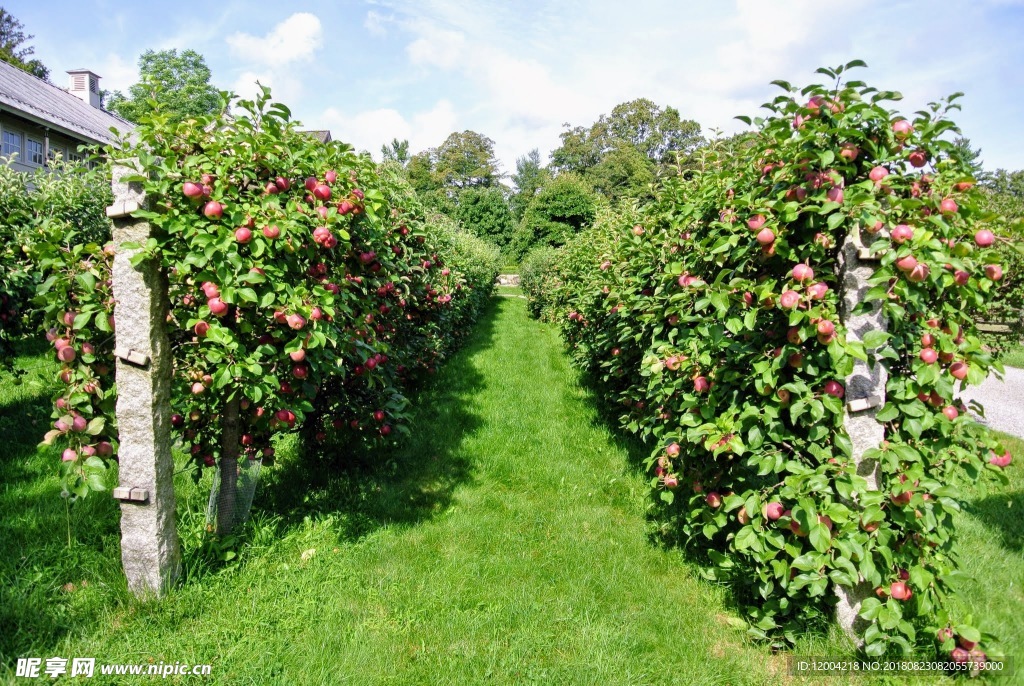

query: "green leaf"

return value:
[86, 417, 105, 436]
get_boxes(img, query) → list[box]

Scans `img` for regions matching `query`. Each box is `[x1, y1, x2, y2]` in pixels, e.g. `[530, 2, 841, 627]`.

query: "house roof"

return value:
[0, 61, 134, 146]
[300, 129, 332, 143]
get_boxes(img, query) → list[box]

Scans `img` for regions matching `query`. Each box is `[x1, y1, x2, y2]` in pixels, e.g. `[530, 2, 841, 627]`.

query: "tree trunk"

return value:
[216, 393, 241, 536]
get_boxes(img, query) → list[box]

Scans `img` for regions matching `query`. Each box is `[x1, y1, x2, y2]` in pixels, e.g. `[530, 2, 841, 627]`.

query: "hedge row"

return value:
[523, 64, 1015, 662]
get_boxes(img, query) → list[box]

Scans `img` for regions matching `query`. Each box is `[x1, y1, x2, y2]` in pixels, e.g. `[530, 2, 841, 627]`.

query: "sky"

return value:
[7, 0, 1024, 176]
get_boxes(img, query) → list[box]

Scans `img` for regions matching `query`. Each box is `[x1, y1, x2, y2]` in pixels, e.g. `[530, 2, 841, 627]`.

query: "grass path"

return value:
[3, 296, 1022, 684]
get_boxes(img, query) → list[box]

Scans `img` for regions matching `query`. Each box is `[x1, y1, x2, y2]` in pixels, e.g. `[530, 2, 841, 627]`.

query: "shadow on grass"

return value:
[969, 490, 1023, 551]
[249, 298, 501, 545]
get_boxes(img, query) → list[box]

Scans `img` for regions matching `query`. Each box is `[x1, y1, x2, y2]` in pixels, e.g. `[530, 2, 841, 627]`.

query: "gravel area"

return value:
[960, 366, 1024, 439]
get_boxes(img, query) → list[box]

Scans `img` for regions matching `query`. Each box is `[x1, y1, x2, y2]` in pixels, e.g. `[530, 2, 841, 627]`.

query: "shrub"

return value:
[526, 63, 1016, 661]
[509, 174, 599, 260]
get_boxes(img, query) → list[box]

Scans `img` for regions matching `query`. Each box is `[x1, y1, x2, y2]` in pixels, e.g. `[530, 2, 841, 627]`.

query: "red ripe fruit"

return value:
[313, 184, 332, 201]
[943, 405, 959, 421]
[816, 320, 835, 337]
[235, 227, 252, 243]
[203, 201, 224, 219]
[919, 348, 938, 364]
[791, 263, 814, 282]
[939, 197, 958, 215]
[892, 119, 914, 138]
[908, 149, 927, 168]
[891, 224, 914, 243]
[985, 264, 1003, 281]
[747, 214, 766, 231]
[263, 225, 280, 239]
[974, 229, 995, 247]
[183, 181, 204, 198]
[304, 176, 317, 192]
[194, 320, 210, 337]
[373, 410, 386, 423]
[693, 376, 710, 393]
[823, 380, 844, 399]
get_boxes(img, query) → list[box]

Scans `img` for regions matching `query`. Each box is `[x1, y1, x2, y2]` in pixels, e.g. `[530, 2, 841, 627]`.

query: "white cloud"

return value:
[226, 13, 323, 65]
[406, 27, 465, 69]
[320, 99, 458, 158]
[93, 52, 138, 96]
[364, 10, 390, 36]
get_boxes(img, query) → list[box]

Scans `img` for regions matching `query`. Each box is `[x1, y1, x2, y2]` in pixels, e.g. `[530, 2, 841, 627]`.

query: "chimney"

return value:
[67, 69, 102, 108]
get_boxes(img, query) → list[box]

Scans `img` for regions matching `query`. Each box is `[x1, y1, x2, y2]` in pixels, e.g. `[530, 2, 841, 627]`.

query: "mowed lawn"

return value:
[1, 296, 1022, 685]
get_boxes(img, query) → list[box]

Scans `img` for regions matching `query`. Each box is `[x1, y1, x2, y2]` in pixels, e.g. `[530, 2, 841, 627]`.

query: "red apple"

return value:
[747, 215, 767, 231]
[791, 263, 814, 282]
[182, 181, 204, 198]
[891, 224, 914, 243]
[949, 361, 969, 380]
[823, 380, 844, 399]
[896, 254, 918, 272]
[939, 197, 958, 215]
[763, 502, 785, 521]
[235, 227, 252, 243]
[892, 119, 914, 138]
[985, 264, 1003, 281]
[920, 348, 938, 364]
[756, 228, 775, 245]
[693, 376, 710, 393]
[286, 313, 306, 330]
[780, 290, 800, 309]
[889, 581, 911, 600]
[705, 492, 722, 509]
[869, 166, 890, 183]
[263, 225, 280, 239]
[974, 229, 995, 247]
[203, 201, 224, 219]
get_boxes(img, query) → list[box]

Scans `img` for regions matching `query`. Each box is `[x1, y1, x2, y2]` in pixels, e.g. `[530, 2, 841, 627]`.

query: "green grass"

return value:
[1000, 343, 1024, 369]
[1, 299, 1022, 685]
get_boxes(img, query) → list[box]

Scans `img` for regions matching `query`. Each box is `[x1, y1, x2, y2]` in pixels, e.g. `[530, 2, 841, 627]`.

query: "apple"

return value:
[263, 225, 280, 239]
[194, 320, 210, 337]
[756, 228, 775, 245]
[202, 282, 220, 299]
[292, 365, 308, 379]
[943, 405, 959, 421]
[208, 297, 228, 317]
[304, 176, 317, 192]
[788, 352, 803, 368]
[183, 181, 204, 198]
[950, 361, 969, 380]
[985, 264, 1003, 281]
[807, 282, 828, 300]
[313, 184, 332, 201]
[693, 376, 710, 393]
[974, 229, 995, 247]
[839, 143, 859, 161]
[776, 388, 790, 403]
[287, 313, 306, 330]
[191, 382, 205, 395]
[896, 255, 918, 272]
[951, 648, 970, 664]
[954, 270, 969, 285]
[663, 474, 679, 489]
[275, 176, 290, 191]
[889, 581, 911, 600]
[373, 410, 386, 423]
[737, 507, 750, 524]
[989, 450, 1012, 467]
[747, 215, 766, 231]
[869, 166, 890, 183]
[325, 170, 338, 184]
[823, 380, 844, 399]
[780, 290, 800, 309]
[937, 627, 954, 643]
[939, 197, 958, 215]
[202, 201, 224, 219]
[705, 492, 722, 508]
[958, 636, 978, 651]
[763, 502, 785, 521]
[919, 348, 938, 364]
[792, 264, 814, 282]
[826, 186, 844, 203]
[891, 224, 914, 243]
[666, 442, 681, 457]
[62, 448, 78, 462]
[908, 263, 930, 282]
[234, 227, 252, 243]
[632, 224, 645, 236]
[892, 119, 914, 138]
[817, 320, 835, 337]
[908, 149, 927, 167]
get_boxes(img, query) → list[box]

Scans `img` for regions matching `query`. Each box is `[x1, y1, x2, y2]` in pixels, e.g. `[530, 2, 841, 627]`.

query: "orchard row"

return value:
[34, 89, 499, 528]
[522, 63, 1014, 662]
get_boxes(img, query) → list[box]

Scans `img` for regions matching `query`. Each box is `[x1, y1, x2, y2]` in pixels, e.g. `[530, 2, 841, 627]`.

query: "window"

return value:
[67, 149, 83, 165]
[48, 145, 64, 162]
[26, 138, 43, 165]
[2, 130, 21, 158]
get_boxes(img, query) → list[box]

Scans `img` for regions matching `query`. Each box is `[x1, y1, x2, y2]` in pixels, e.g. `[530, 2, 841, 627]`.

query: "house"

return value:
[0, 61, 133, 172]
[300, 129, 333, 144]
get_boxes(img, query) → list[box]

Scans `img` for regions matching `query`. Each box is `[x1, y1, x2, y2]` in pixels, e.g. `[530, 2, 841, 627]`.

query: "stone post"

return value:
[107, 163, 180, 597]
[834, 226, 887, 644]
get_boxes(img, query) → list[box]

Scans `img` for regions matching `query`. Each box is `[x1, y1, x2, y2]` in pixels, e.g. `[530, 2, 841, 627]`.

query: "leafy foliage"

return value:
[33, 87, 498, 526]
[524, 63, 1018, 663]
[106, 49, 222, 124]
[509, 174, 599, 260]
[0, 8, 48, 80]
[454, 187, 515, 249]
[509, 149, 550, 221]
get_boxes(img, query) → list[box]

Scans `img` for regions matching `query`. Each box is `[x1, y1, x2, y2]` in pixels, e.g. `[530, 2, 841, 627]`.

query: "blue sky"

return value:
[8, 0, 1024, 175]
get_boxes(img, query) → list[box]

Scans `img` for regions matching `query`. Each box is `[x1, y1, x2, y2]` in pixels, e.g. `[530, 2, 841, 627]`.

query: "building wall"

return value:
[0, 110, 94, 173]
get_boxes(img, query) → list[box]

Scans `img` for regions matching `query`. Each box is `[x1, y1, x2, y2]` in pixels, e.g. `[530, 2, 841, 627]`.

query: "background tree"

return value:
[381, 138, 410, 165]
[434, 130, 501, 189]
[454, 187, 515, 249]
[106, 49, 221, 124]
[550, 98, 702, 200]
[509, 174, 598, 260]
[509, 149, 550, 220]
[0, 8, 49, 80]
